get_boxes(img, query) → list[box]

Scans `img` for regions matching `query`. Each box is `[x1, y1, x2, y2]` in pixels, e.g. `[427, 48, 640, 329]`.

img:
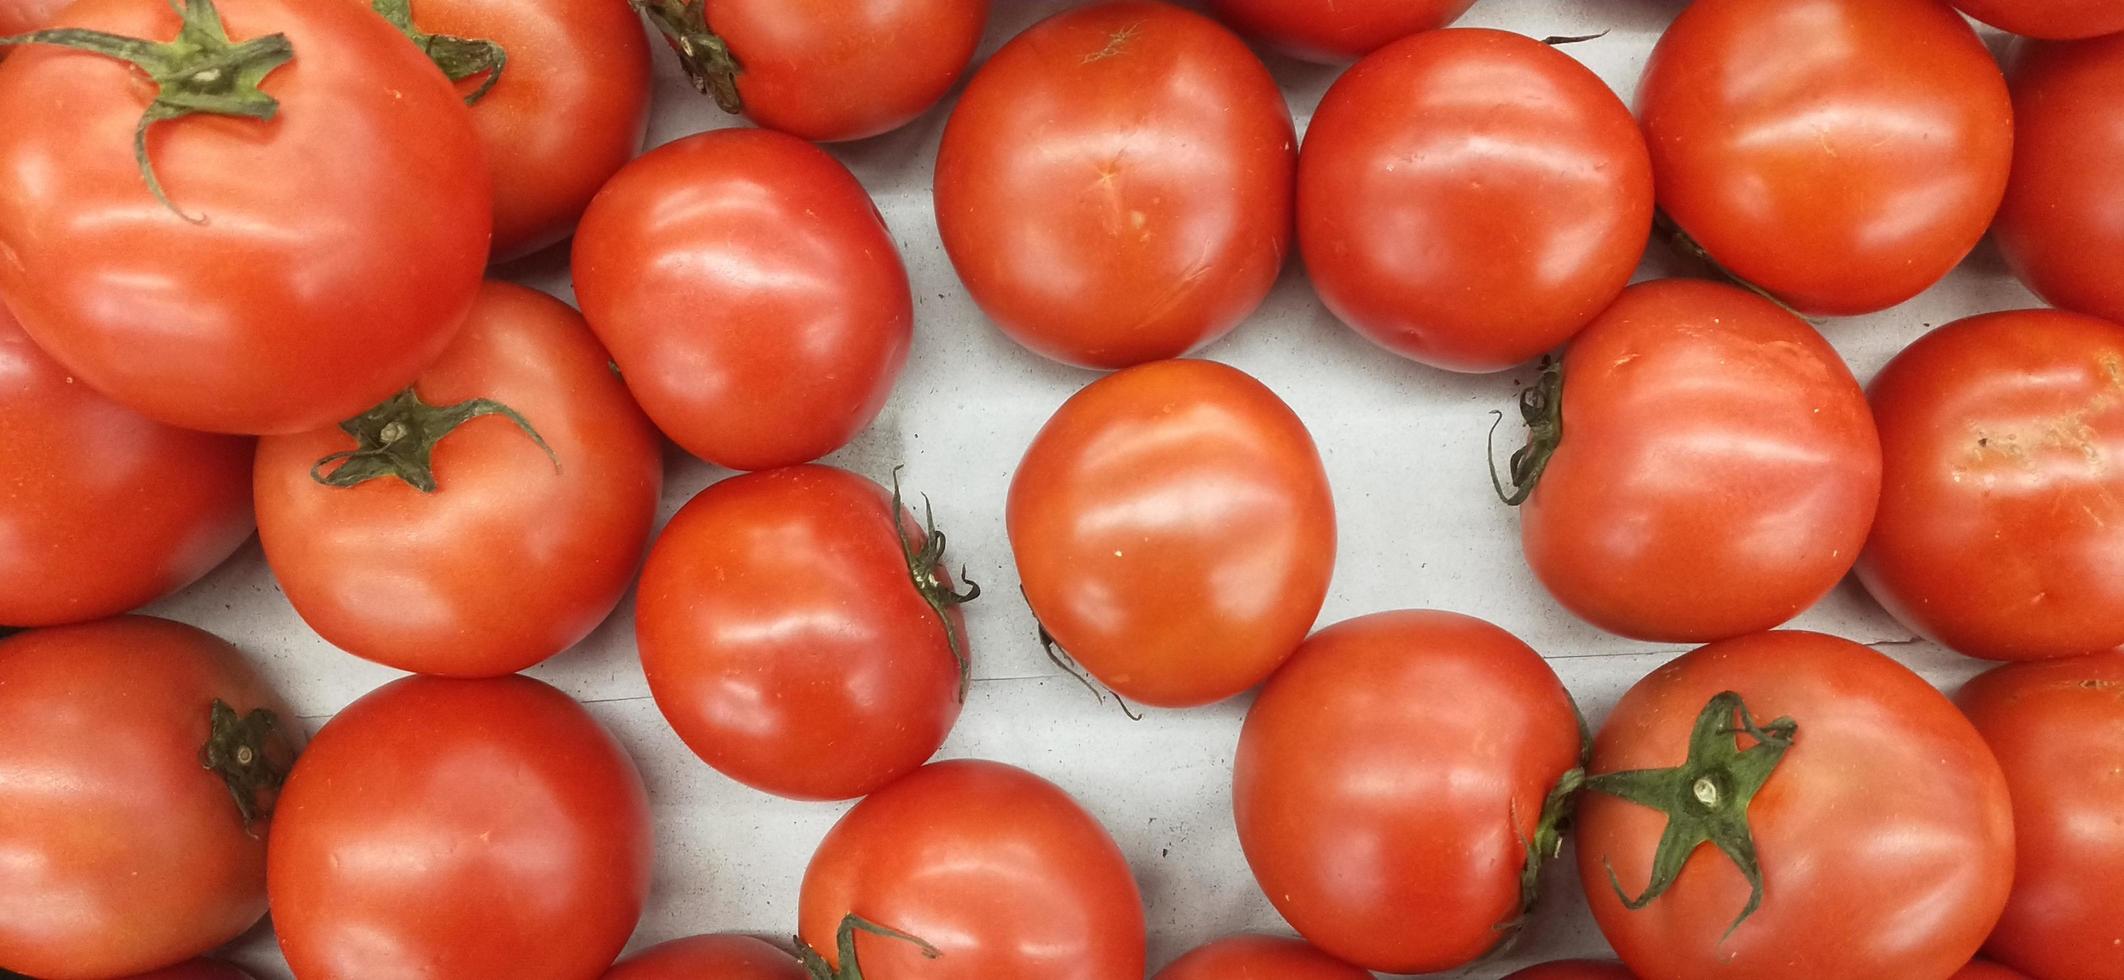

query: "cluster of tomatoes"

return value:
[2, 0, 2122, 977]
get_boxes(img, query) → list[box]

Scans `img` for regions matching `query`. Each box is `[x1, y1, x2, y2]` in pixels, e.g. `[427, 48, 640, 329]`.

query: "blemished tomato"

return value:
[1504, 962, 1637, 980]
[574, 128, 911, 471]
[0, 0, 490, 435]
[1959, 654, 2124, 979]
[1233, 611, 1584, 974]
[0, 310, 252, 628]
[1008, 359, 1335, 708]
[603, 935, 804, 980]
[0, 0, 65, 34]
[1993, 34, 2124, 326]
[934, 1, 1294, 369]
[1498, 279, 1879, 642]
[636, 465, 974, 801]
[1300, 28, 1652, 373]
[1577, 632, 2014, 980]
[798, 760, 1146, 979]
[1153, 935, 1369, 980]
[1638, 0, 2013, 316]
[256, 281, 661, 677]
[1953, 0, 2124, 40]
[127, 961, 257, 980]
[1208, 0, 1474, 62]
[1952, 963, 2034, 980]
[0, 618, 301, 980]
[1857, 310, 2124, 661]
[270, 674, 653, 979]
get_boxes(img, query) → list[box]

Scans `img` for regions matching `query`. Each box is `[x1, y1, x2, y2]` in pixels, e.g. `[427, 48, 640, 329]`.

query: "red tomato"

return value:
[0, 0, 490, 434]
[0, 310, 252, 628]
[1578, 632, 2014, 980]
[1952, 963, 2034, 980]
[636, 465, 972, 801]
[0, 618, 301, 980]
[934, 1, 1294, 369]
[1300, 28, 1652, 373]
[0, 0, 66, 34]
[574, 128, 911, 470]
[1208, 0, 1474, 62]
[604, 935, 804, 980]
[1954, 0, 2124, 40]
[1008, 359, 1335, 707]
[1858, 310, 2124, 661]
[1959, 653, 2124, 979]
[1500, 279, 1879, 642]
[269, 674, 653, 979]
[1638, 0, 2013, 316]
[1994, 34, 2124, 327]
[1504, 962, 1637, 980]
[1153, 935, 1368, 980]
[256, 281, 661, 677]
[126, 961, 256, 980]
[1233, 611, 1584, 974]
[797, 759, 1146, 979]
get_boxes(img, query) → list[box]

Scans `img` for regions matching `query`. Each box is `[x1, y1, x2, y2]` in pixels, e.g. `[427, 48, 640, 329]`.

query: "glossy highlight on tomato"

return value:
[1209, 0, 1475, 62]
[1153, 935, 1369, 980]
[604, 935, 804, 980]
[1994, 33, 2124, 327]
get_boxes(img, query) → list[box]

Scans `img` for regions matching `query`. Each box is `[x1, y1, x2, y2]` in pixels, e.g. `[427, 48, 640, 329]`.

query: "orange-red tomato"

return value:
[1953, 0, 2124, 40]
[1504, 962, 1637, 980]
[1994, 33, 2124, 327]
[1951, 962, 2034, 980]
[603, 935, 804, 980]
[125, 961, 256, 980]
[1153, 935, 1369, 980]
[0, 0, 64, 34]
[935, 1, 1294, 369]
[1208, 0, 1474, 62]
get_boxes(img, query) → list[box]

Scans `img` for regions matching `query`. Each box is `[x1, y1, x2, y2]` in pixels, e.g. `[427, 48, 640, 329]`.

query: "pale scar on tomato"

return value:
[1084, 23, 1143, 64]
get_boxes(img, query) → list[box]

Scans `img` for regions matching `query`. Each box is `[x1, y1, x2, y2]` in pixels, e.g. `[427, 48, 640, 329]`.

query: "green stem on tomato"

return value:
[369, 0, 506, 105]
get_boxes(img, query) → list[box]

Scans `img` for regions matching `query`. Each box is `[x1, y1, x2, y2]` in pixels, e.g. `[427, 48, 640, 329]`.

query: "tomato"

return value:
[636, 465, 973, 801]
[1959, 653, 2124, 979]
[0, 0, 65, 34]
[1299, 28, 1652, 373]
[1233, 611, 1583, 974]
[1637, 0, 2013, 316]
[574, 128, 910, 471]
[0, 618, 301, 980]
[797, 759, 1146, 979]
[1857, 310, 2124, 661]
[0, 0, 490, 434]
[1504, 962, 1637, 980]
[1008, 359, 1335, 707]
[1208, 0, 1473, 62]
[256, 281, 661, 677]
[1952, 963, 2034, 980]
[1153, 935, 1368, 980]
[0, 310, 252, 628]
[934, 1, 1294, 369]
[604, 935, 804, 980]
[1577, 631, 2014, 980]
[1993, 34, 2124, 326]
[126, 962, 256, 980]
[1953, 0, 2124, 40]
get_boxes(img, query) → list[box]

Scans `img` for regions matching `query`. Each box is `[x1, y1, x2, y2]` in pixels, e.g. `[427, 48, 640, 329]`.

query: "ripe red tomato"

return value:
[256, 281, 661, 677]
[1504, 962, 1637, 980]
[126, 961, 256, 980]
[934, 1, 1294, 369]
[1233, 611, 1584, 974]
[1577, 632, 2013, 980]
[1993, 34, 2124, 327]
[0, 0, 64, 34]
[1008, 359, 1335, 707]
[1953, 0, 2124, 40]
[1208, 0, 1474, 62]
[270, 674, 652, 979]
[1952, 963, 2033, 980]
[1959, 653, 2124, 979]
[604, 935, 804, 980]
[797, 759, 1146, 979]
[1300, 28, 1652, 373]
[1858, 310, 2124, 661]
[637, 465, 973, 801]
[1638, 0, 2013, 316]
[1500, 279, 1879, 642]
[0, 0, 490, 434]
[575, 128, 910, 470]
[1153, 935, 1368, 980]
[0, 618, 301, 980]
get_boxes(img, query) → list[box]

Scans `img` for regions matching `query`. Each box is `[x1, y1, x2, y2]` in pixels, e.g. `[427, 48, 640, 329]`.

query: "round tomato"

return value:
[1858, 310, 2124, 660]
[1504, 962, 1637, 980]
[0, 0, 490, 434]
[934, 1, 1294, 369]
[0, 310, 252, 628]
[0, 0, 65, 34]
[1208, 0, 1474, 62]
[604, 935, 804, 980]
[1577, 631, 2013, 980]
[1498, 279, 1879, 642]
[1952, 963, 2033, 980]
[0, 618, 301, 980]
[256, 281, 661, 677]
[797, 759, 1146, 979]
[1993, 34, 2124, 326]
[1959, 653, 2124, 979]
[1233, 611, 1583, 974]
[574, 127, 910, 471]
[127, 961, 256, 980]
[1953, 0, 2124, 40]
[1153, 935, 1368, 980]
[637, 465, 973, 801]
[1008, 359, 1335, 707]
[1300, 28, 1652, 373]
[1638, 0, 2012, 316]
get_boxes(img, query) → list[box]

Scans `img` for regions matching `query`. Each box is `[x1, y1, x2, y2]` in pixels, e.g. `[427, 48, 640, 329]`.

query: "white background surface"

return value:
[173, 1, 2041, 976]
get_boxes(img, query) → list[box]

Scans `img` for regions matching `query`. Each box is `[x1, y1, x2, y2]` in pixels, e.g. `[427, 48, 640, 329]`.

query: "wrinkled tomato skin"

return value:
[125, 961, 257, 980]
[1994, 34, 2124, 326]
[1208, 0, 1475, 62]
[0, 0, 64, 34]
[1503, 961, 1637, 980]
[603, 935, 805, 980]
[1153, 935, 1369, 980]
[1954, 0, 2124, 40]
[1638, 0, 2012, 316]
[935, 1, 1294, 369]
[707, 0, 987, 142]
[1300, 28, 1652, 373]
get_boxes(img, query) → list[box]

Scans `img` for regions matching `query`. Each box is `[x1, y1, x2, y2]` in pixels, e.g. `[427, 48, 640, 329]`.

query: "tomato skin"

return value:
[0, 0, 66, 34]
[0, 618, 302, 980]
[1993, 34, 2124, 327]
[1299, 28, 1653, 373]
[636, 465, 965, 801]
[1208, 0, 1474, 62]
[1008, 359, 1335, 708]
[1638, 0, 2012, 316]
[707, 0, 986, 142]
[1953, 0, 2124, 40]
[574, 128, 910, 471]
[126, 961, 257, 980]
[934, 1, 1294, 369]
[1951, 963, 2033, 980]
[797, 759, 1146, 980]
[256, 281, 661, 677]
[269, 674, 653, 979]
[603, 935, 805, 980]
[1153, 935, 1369, 980]
[0, 0, 491, 435]
[1233, 611, 1583, 974]
[1504, 962, 1637, 980]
